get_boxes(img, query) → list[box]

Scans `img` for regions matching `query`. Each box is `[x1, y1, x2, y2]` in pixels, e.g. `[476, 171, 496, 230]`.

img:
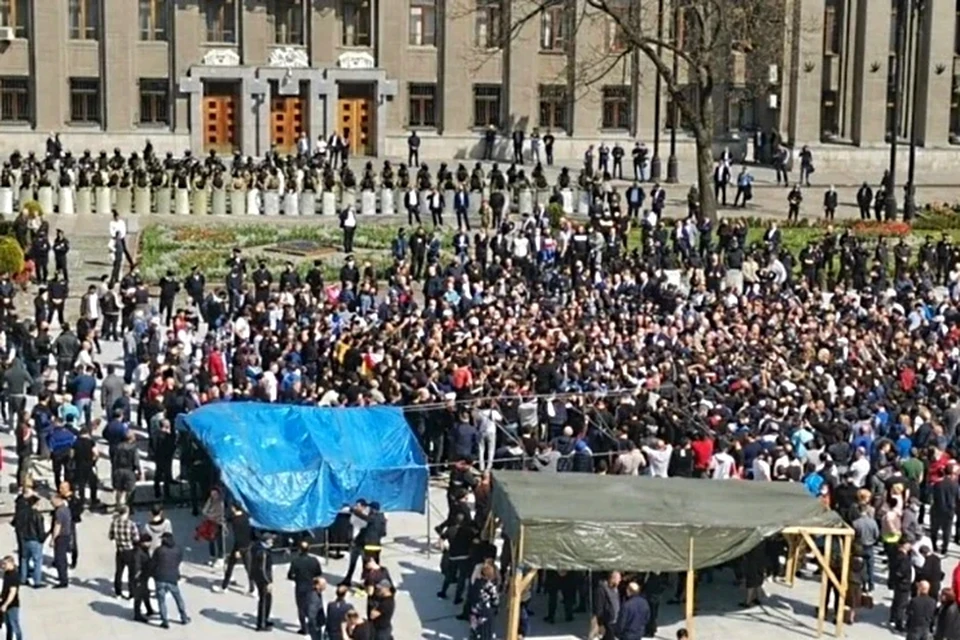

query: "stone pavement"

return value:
[0, 326, 941, 640]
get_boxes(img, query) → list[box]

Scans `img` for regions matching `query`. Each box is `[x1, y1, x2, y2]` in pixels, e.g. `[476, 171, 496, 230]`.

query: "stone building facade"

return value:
[0, 0, 955, 168]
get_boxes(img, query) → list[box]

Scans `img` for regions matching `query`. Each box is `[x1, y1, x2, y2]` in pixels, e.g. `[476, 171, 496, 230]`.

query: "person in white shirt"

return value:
[752, 452, 772, 481]
[474, 402, 503, 473]
[108, 211, 134, 267]
[849, 447, 871, 487]
[642, 440, 673, 478]
[710, 448, 737, 479]
[341, 206, 358, 253]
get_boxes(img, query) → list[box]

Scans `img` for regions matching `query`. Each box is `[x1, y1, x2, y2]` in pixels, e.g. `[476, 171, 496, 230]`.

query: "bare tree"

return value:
[454, 0, 787, 222]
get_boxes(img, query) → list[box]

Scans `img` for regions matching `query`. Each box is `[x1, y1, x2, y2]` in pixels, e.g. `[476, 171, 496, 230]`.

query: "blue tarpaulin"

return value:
[177, 402, 428, 532]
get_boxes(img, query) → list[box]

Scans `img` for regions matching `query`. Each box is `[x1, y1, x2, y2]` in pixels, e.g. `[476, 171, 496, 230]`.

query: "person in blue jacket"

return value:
[47, 417, 78, 488]
[615, 581, 651, 640]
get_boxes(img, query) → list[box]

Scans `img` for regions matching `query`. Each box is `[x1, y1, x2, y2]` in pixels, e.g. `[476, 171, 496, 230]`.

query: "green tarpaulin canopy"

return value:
[492, 470, 847, 572]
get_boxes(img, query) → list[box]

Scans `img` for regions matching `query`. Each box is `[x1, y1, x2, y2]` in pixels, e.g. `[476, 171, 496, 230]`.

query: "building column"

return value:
[103, 0, 137, 132]
[31, 0, 67, 131]
[178, 76, 204, 152]
[439, 0, 473, 134]
[788, 0, 825, 145]
[919, 0, 951, 146]
[243, 75, 268, 157]
[502, 0, 539, 132]
[242, 2, 269, 65]
[376, 79, 399, 156]
[173, 3, 202, 135]
[312, 78, 334, 142]
[851, 0, 892, 145]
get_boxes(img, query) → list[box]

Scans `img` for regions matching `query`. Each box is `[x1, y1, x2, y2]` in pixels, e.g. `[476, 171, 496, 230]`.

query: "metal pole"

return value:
[666, 0, 680, 183]
[905, 0, 925, 221]
[650, 0, 665, 181]
[885, 0, 907, 220]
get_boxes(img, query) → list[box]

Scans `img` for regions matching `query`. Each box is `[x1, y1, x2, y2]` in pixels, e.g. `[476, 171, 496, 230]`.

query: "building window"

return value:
[540, 2, 566, 51]
[342, 0, 372, 47]
[951, 79, 960, 142]
[139, 79, 169, 125]
[409, 0, 437, 47]
[955, 0, 960, 56]
[538, 85, 567, 130]
[727, 97, 756, 132]
[607, 0, 630, 52]
[823, 0, 840, 55]
[602, 86, 630, 129]
[473, 84, 501, 128]
[408, 83, 437, 127]
[0, 0, 28, 39]
[205, 0, 236, 43]
[820, 90, 839, 139]
[69, 78, 101, 124]
[271, 0, 304, 45]
[138, 0, 167, 41]
[0, 77, 28, 123]
[68, 0, 100, 40]
[475, 0, 501, 49]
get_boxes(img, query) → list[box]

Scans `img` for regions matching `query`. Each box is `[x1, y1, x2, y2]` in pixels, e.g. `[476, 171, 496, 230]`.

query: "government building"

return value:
[0, 0, 956, 168]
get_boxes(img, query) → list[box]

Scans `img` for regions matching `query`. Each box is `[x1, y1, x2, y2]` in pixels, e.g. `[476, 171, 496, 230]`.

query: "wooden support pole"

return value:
[784, 534, 797, 586]
[835, 533, 852, 637]
[504, 526, 526, 640]
[817, 534, 833, 638]
[685, 536, 696, 639]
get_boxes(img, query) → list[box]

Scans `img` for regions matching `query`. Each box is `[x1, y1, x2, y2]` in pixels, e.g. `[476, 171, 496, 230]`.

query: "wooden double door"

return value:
[337, 84, 374, 155]
[203, 82, 239, 153]
[271, 88, 307, 154]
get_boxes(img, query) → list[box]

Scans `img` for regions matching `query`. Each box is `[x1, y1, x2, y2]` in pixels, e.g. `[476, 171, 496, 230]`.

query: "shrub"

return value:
[913, 205, 960, 231]
[546, 202, 564, 229]
[21, 200, 43, 219]
[0, 236, 24, 276]
[851, 220, 911, 237]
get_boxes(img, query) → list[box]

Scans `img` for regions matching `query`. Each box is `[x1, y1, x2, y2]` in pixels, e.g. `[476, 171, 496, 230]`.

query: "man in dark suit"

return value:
[856, 182, 873, 220]
[454, 185, 470, 230]
[407, 131, 421, 167]
[713, 162, 730, 206]
[512, 128, 525, 165]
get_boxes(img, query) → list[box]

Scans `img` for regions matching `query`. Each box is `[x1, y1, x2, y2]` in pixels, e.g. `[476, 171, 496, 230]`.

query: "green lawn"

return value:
[137, 223, 454, 282]
[137, 208, 960, 283]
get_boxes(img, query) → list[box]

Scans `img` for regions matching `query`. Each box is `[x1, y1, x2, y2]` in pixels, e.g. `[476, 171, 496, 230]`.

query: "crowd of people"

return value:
[0, 133, 953, 640]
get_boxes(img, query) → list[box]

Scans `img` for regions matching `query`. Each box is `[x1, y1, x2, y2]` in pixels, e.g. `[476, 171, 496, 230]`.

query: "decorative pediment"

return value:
[337, 51, 375, 70]
[269, 47, 310, 69]
[201, 48, 241, 67]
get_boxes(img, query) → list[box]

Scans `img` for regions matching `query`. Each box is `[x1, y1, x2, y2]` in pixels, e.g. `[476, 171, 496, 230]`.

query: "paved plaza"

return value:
[0, 155, 958, 639]
[0, 336, 943, 640]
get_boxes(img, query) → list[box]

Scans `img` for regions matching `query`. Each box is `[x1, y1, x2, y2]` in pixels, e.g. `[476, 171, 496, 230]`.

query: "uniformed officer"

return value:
[287, 539, 324, 635]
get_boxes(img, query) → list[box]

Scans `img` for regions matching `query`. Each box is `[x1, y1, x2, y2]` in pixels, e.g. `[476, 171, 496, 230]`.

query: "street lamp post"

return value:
[905, 0, 926, 221]
[885, 0, 908, 220]
[666, 0, 679, 183]
[650, 0, 665, 181]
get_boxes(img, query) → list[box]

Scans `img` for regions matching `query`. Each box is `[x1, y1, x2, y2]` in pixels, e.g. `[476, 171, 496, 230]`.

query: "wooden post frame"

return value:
[505, 525, 527, 640]
[780, 526, 854, 637]
[835, 533, 853, 637]
[685, 536, 696, 639]
[817, 534, 833, 636]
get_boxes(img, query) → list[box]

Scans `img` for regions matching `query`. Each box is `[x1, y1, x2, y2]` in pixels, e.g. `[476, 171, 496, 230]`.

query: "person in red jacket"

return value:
[690, 433, 714, 478]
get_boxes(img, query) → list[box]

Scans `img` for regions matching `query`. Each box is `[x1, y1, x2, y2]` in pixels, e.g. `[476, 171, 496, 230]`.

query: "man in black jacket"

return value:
[889, 540, 914, 631]
[288, 539, 324, 635]
[132, 533, 155, 622]
[153, 532, 189, 628]
[340, 500, 386, 587]
[931, 468, 958, 555]
[215, 503, 254, 595]
[250, 534, 275, 631]
[593, 571, 621, 640]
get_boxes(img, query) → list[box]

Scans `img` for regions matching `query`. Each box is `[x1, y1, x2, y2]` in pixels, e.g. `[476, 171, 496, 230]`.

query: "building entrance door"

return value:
[337, 83, 375, 155]
[271, 83, 306, 154]
[202, 82, 239, 153]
